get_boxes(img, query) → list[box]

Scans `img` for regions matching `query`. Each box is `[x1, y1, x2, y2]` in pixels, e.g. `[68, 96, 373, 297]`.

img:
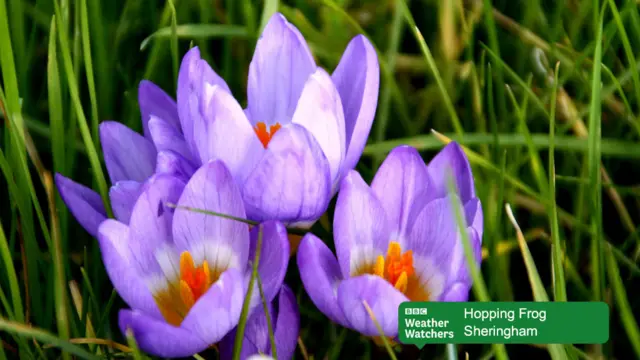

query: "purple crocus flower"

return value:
[170, 12, 379, 227]
[55, 80, 180, 236]
[219, 285, 300, 360]
[297, 143, 483, 339]
[97, 160, 290, 358]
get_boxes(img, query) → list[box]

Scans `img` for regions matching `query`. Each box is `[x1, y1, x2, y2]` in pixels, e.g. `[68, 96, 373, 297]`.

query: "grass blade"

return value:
[80, 0, 100, 147]
[140, 24, 249, 51]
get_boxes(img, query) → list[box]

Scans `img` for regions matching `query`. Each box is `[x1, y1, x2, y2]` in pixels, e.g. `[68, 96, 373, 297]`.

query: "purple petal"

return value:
[155, 150, 197, 182]
[109, 181, 144, 224]
[441, 282, 471, 302]
[128, 174, 186, 276]
[177, 47, 231, 157]
[444, 227, 482, 292]
[173, 160, 249, 271]
[297, 234, 348, 326]
[138, 80, 180, 139]
[465, 197, 484, 238]
[334, 170, 391, 278]
[100, 121, 157, 183]
[272, 285, 300, 360]
[248, 221, 290, 303]
[336, 275, 407, 337]
[242, 124, 331, 223]
[406, 196, 462, 261]
[291, 68, 346, 186]
[247, 13, 316, 126]
[181, 268, 245, 346]
[55, 174, 106, 237]
[97, 220, 162, 318]
[426, 142, 475, 203]
[370, 145, 431, 241]
[148, 116, 193, 162]
[119, 309, 208, 358]
[331, 35, 380, 173]
[193, 84, 263, 183]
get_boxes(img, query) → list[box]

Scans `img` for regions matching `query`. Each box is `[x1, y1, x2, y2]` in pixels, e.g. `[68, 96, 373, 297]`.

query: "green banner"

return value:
[398, 302, 609, 347]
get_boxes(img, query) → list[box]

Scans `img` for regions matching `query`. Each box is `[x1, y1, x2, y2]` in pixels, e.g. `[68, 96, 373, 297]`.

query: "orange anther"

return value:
[254, 122, 282, 148]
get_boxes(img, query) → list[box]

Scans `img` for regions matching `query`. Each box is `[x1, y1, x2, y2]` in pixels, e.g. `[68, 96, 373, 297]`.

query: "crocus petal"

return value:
[291, 68, 346, 186]
[155, 150, 197, 182]
[272, 285, 300, 360]
[331, 35, 380, 173]
[406, 196, 463, 260]
[445, 227, 482, 290]
[247, 13, 316, 125]
[248, 221, 290, 303]
[177, 46, 231, 157]
[441, 282, 471, 302]
[138, 80, 180, 138]
[128, 174, 186, 276]
[148, 116, 193, 162]
[219, 285, 298, 360]
[181, 268, 245, 346]
[370, 145, 431, 241]
[193, 84, 263, 183]
[97, 220, 162, 318]
[465, 197, 484, 237]
[119, 309, 208, 358]
[426, 142, 475, 203]
[336, 275, 407, 337]
[100, 121, 157, 183]
[173, 160, 249, 271]
[242, 124, 331, 223]
[109, 180, 144, 224]
[297, 234, 348, 326]
[55, 174, 106, 237]
[334, 170, 391, 278]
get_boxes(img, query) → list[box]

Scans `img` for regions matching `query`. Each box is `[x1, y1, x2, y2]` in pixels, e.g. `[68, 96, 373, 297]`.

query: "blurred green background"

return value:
[1, 0, 639, 359]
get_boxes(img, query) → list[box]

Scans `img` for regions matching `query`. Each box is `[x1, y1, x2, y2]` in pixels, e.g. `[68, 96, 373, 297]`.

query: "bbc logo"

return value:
[405, 307, 427, 315]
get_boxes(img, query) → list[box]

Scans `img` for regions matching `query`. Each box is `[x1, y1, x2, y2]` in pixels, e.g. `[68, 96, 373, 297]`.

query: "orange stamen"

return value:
[374, 242, 415, 294]
[254, 122, 281, 148]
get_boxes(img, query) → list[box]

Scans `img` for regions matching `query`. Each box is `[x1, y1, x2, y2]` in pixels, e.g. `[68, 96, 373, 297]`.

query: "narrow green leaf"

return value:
[140, 24, 249, 51]
[80, 0, 100, 147]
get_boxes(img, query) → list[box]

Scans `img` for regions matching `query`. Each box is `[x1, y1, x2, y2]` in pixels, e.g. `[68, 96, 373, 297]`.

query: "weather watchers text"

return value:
[398, 302, 609, 347]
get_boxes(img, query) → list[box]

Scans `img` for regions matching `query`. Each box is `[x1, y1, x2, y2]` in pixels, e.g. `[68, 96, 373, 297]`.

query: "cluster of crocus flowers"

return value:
[55, 10, 483, 360]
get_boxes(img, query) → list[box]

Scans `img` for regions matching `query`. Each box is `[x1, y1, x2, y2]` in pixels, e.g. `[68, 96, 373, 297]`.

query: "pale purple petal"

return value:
[97, 220, 162, 318]
[291, 68, 346, 186]
[297, 234, 348, 326]
[138, 80, 180, 138]
[177, 47, 231, 157]
[334, 170, 391, 278]
[248, 221, 290, 303]
[331, 35, 380, 173]
[218, 285, 299, 360]
[128, 174, 186, 276]
[172, 160, 249, 271]
[100, 121, 157, 183]
[272, 285, 300, 360]
[109, 180, 144, 224]
[406, 196, 462, 261]
[148, 116, 193, 162]
[155, 150, 197, 182]
[119, 309, 208, 358]
[440, 282, 471, 302]
[465, 197, 484, 237]
[55, 174, 106, 237]
[193, 84, 263, 183]
[181, 268, 245, 346]
[444, 227, 482, 291]
[336, 275, 407, 337]
[370, 145, 431, 242]
[247, 13, 316, 126]
[242, 124, 331, 223]
[426, 142, 475, 203]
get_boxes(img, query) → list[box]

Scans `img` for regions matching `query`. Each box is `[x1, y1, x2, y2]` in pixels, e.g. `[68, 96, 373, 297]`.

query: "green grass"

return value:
[1, 0, 640, 359]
